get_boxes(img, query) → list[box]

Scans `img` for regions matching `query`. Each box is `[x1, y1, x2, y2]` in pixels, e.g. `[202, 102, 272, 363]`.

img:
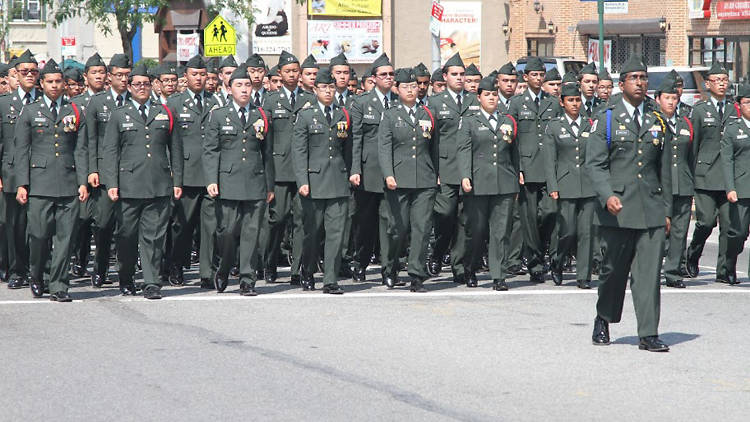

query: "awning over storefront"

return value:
[576, 18, 664, 36]
[169, 10, 202, 29]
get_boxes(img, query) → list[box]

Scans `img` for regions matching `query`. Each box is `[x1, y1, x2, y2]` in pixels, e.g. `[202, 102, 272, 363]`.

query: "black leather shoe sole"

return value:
[665, 280, 686, 288]
[50, 292, 72, 302]
[577, 280, 591, 289]
[214, 273, 229, 293]
[200, 278, 214, 289]
[323, 284, 344, 294]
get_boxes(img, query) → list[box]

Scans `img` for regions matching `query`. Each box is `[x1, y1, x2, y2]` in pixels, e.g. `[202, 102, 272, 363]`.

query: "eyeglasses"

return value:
[18, 69, 39, 76]
[131, 82, 151, 89]
[110, 72, 130, 79]
[160, 78, 178, 85]
[708, 77, 729, 84]
[377, 72, 395, 79]
[399, 83, 418, 91]
[623, 75, 649, 82]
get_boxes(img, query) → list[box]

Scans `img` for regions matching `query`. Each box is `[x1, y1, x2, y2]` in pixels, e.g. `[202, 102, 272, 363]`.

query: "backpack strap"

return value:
[682, 116, 693, 143]
[505, 113, 518, 141]
[341, 106, 350, 128]
[605, 109, 612, 149]
[161, 104, 174, 134]
[257, 107, 269, 134]
[70, 102, 81, 131]
[422, 105, 434, 129]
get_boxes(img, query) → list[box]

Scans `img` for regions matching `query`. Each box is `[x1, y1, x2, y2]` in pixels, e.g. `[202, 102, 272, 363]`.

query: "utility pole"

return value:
[598, 0, 605, 71]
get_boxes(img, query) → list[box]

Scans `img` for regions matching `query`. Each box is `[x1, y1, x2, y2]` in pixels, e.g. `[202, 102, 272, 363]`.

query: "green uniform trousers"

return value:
[519, 182, 557, 273]
[432, 183, 466, 275]
[598, 226, 665, 338]
[351, 190, 388, 270]
[300, 196, 348, 285]
[0, 193, 8, 274]
[664, 196, 693, 283]
[216, 198, 266, 284]
[3, 192, 28, 280]
[726, 198, 750, 276]
[463, 194, 515, 280]
[265, 182, 304, 276]
[115, 197, 171, 288]
[27, 196, 78, 294]
[199, 194, 218, 279]
[170, 186, 204, 268]
[688, 189, 730, 279]
[505, 198, 524, 270]
[384, 188, 436, 280]
[554, 198, 595, 281]
[91, 186, 116, 277]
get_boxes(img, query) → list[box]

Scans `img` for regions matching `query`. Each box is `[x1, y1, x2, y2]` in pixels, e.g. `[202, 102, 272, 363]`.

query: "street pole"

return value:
[598, 0, 604, 71]
[431, 0, 441, 72]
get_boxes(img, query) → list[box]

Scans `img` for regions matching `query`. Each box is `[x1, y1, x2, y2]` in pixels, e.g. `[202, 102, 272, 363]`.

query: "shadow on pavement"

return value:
[613, 332, 700, 346]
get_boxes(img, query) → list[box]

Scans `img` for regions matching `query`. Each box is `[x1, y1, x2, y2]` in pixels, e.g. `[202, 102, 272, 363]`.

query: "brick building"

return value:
[507, 0, 750, 81]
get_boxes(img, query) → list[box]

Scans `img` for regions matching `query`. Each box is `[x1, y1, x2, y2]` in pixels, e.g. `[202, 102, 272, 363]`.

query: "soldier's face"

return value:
[248, 67, 265, 88]
[524, 71, 544, 91]
[128, 76, 152, 103]
[205, 73, 219, 92]
[331, 65, 350, 90]
[416, 76, 430, 98]
[301, 68, 318, 90]
[15, 63, 39, 91]
[497, 75, 517, 99]
[739, 98, 750, 120]
[373, 65, 394, 92]
[543, 80, 561, 97]
[464, 75, 481, 93]
[8, 68, 19, 91]
[65, 79, 83, 98]
[41, 73, 64, 101]
[363, 77, 375, 92]
[397, 81, 418, 104]
[656, 92, 678, 117]
[220, 67, 236, 89]
[619, 71, 648, 103]
[230, 79, 252, 106]
[706, 74, 728, 98]
[151, 78, 162, 96]
[432, 81, 446, 94]
[596, 80, 613, 100]
[443, 66, 465, 92]
[185, 68, 207, 93]
[270, 76, 283, 91]
[674, 82, 684, 97]
[159, 75, 178, 96]
[314, 83, 335, 105]
[280, 63, 301, 89]
[478, 89, 498, 114]
[560, 95, 582, 118]
[580, 74, 598, 98]
[108, 67, 131, 93]
[348, 79, 358, 92]
[85, 66, 106, 92]
[0, 77, 8, 94]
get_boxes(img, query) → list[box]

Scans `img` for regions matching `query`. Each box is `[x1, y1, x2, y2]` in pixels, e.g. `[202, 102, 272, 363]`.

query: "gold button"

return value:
[638, 162, 642, 166]
[54, 134, 59, 138]
[329, 156, 333, 159]
[576, 164, 580, 168]
[242, 148, 246, 152]
[575, 147, 579, 151]
[412, 146, 416, 150]
[493, 144, 497, 148]
[412, 155, 416, 158]
[330, 137, 333, 141]
[146, 135, 150, 139]
[242, 157, 246, 161]
[54, 143, 59, 147]
[55, 124, 58, 129]
[673, 154, 677, 158]
[493, 162, 496, 166]
[146, 145, 150, 148]
[493, 136, 497, 140]
[638, 149, 642, 154]
[673, 145, 677, 149]
[243, 130, 247, 134]
[413, 137, 416, 141]
[575, 156, 579, 159]
[674, 163, 677, 167]
[243, 140, 247, 143]
[493, 153, 497, 157]
[55, 152, 59, 157]
[147, 153, 151, 157]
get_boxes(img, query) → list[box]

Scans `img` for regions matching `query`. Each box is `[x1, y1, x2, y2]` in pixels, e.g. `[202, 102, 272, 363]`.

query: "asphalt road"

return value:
[1, 222, 749, 421]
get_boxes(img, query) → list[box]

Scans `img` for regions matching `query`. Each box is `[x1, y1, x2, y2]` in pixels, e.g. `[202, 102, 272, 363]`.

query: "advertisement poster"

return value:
[308, 20, 383, 63]
[439, 2, 481, 69]
[252, 0, 293, 55]
[177, 33, 201, 62]
[587, 38, 612, 71]
[308, 0, 381, 17]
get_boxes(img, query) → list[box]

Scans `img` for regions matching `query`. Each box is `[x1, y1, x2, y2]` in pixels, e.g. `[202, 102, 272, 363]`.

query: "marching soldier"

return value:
[85, 53, 131, 288]
[586, 56, 672, 352]
[414, 63, 431, 106]
[579, 63, 603, 117]
[349, 53, 398, 284]
[464, 63, 482, 94]
[14, 59, 89, 301]
[596, 69, 613, 102]
[205, 58, 220, 94]
[215, 55, 238, 107]
[263, 51, 316, 285]
[155, 63, 178, 105]
[330, 53, 355, 108]
[300, 55, 319, 93]
[457, 76, 518, 291]
[427, 52, 479, 285]
[1, 49, 40, 289]
[430, 69, 446, 95]
[204, 65, 274, 295]
[267, 65, 282, 92]
[721, 84, 750, 285]
[685, 62, 737, 283]
[544, 83, 595, 289]
[63, 67, 84, 100]
[542, 68, 561, 98]
[656, 78, 695, 289]
[166, 55, 218, 288]
[378, 67, 437, 292]
[666, 70, 693, 118]
[0, 63, 10, 95]
[246, 54, 268, 108]
[292, 67, 351, 294]
[101, 63, 183, 299]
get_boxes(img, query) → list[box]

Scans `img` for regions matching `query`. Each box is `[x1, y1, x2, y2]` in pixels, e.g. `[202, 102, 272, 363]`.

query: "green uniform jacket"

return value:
[85, 90, 130, 177]
[508, 89, 561, 183]
[428, 90, 480, 185]
[720, 119, 750, 198]
[167, 90, 218, 187]
[457, 112, 519, 196]
[203, 105, 274, 201]
[14, 98, 88, 196]
[666, 115, 695, 196]
[691, 99, 739, 191]
[585, 100, 672, 229]
[351, 89, 400, 192]
[101, 101, 183, 198]
[0, 88, 41, 192]
[292, 105, 351, 199]
[677, 101, 693, 119]
[70, 90, 95, 114]
[378, 104, 438, 190]
[544, 116, 595, 199]
[265, 88, 317, 183]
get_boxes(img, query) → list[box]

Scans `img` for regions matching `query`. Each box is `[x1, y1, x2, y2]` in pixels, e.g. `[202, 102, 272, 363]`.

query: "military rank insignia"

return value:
[253, 118, 265, 140]
[62, 114, 77, 132]
[500, 123, 513, 143]
[337, 120, 348, 138]
[419, 120, 432, 139]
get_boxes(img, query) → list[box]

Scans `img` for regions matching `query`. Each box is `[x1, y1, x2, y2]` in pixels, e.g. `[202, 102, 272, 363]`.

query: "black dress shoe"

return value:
[290, 274, 301, 286]
[7, 277, 28, 289]
[265, 268, 278, 283]
[91, 274, 104, 288]
[230, 266, 240, 277]
[338, 264, 353, 278]
[191, 250, 199, 264]
[592, 316, 610, 345]
[50, 291, 72, 302]
[71, 264, 86, 278]
[119, 282, 137, 296]
[409, 279, 427, 293]
[551, 270, 563, 286]
[506, 265, 527, 276]
[239, 282, 258, 296]
[639, 336, 669, 352]
[685, 252, 699, 278]
[577, 279, 592, 289]
[323, 283, 344, 294]
[168, 266, 184, 286]
[492, 279, 508, 291]
[352, 266, 366, 282]
[214, 273, 229, 293]
[466, 272, 478, 288]
[727, 272, 740, 285]
[143, 285, 162, 300]
[301, 275, 315, 291]
[591, 260, 600, 276]
[452, 270, 465, 285]
[665, 280, 686, 288]
[529, 271, 545, 283]
[0, 269, 6, 283]
[383, 273, 396, 289]
[679, 266, 691, 278]
[200, 278, 214, 289]
[716, 276, 731, 284]
[426, 255, 442, 277]
[30, 279, 44, 298]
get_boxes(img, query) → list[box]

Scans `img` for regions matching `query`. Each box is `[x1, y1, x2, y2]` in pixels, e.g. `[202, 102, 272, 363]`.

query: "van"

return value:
[611, 66, 709, 106]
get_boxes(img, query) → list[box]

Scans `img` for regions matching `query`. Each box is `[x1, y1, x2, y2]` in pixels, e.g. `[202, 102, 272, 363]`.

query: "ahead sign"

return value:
[204, 15, 236, 57]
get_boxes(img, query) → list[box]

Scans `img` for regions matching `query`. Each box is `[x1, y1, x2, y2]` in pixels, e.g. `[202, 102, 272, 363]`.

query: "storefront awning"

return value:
[576, 18, 664, 36]
[169, 10, 202, 29]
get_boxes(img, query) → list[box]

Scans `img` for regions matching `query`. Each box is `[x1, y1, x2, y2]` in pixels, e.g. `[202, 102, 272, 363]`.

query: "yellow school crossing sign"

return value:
[204, 15, 236, 57]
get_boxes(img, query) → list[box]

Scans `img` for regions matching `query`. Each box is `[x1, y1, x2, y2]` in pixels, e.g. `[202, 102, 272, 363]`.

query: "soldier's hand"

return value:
[461, 178, 472, 193]
[606, 195, 623, 215]
[437, 176, 441, 186]
[16, 186, 28, 205]
[299, 184, 310, 197]
[174, 187, 182, 200]
[88, 172, 100, 188]
[519, 172, 525, 185]
[108, 187, 119, 202]
[665, 217, 671, 235]
[349, 173, 361, 186]
[207, 184, 219, 198]
[266, 192, 275, 203]
[385, 176, 397, 190]
[728, 191, 738, 203]
[0, 176, 3, 192]
[78, 185, 89, 202]
[550, 191, 559, 200]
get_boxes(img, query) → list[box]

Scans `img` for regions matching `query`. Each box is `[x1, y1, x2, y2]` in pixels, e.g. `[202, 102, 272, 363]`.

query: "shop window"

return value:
[689, 36, 750, 83]
[527, 38, 554, 57]
[11, 0, 43, 22]
[610, 36, 665, 73]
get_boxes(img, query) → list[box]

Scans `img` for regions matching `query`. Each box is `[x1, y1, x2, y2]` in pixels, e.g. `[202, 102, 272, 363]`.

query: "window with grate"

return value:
[610, 36, 665, 73]
[527, 38, 554, 57]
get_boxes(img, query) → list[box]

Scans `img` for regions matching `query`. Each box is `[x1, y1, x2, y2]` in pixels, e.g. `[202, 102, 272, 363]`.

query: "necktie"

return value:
[195, 94, 203, 113]
[534, 96, 540, 108]
[633, 107, 641, 133]
[338, 94, 345, 107]
[669, 120, 676, 135]
[418, 99, 424, 107]
[325, 106, 332, 124]
[240, 107, 247, 126]
[139, 104, 147, 122]
[456, 93, 462, 110]
[717, 101, 724, 121]
[50, 101, 58, 121]
[571, 120, 579, 137]
[254, 92, 261, 107]
[383, 96, 389, 110]
[23, 92, 31, 105]
[408, 108, 415, 123]
[116, 94, 123, 108]
[586, 100, 592, 115]
[489, 114, 497, 130]
[290, 91, 296, 109]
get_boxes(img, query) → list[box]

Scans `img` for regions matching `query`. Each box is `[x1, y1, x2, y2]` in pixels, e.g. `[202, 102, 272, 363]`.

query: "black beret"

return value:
[84, 53, 106, 71]
[185, 55, 206, 70]
[394, 68, 416, 84]
[707, 61, 728, 76]
[315, 67, 335, 84]
[442, 53, 465, 71]
[108, 53, 131, 70]
[544, 67, 561, 82]
[15, 49, 37, 66]
[219, 55, 238, 69]
[524, 57, 545, 72]
[330, 52, 349, 67]
[560, 83, 581, 98]
[498, 62, 516, 75]
[736, 84, 750, 99]
[431, 69, 444, 83]
[301, 54, 319, 69]
[40, 58, 62, 76]
[130, 62, 149, 78]
[278, 50, 299, 68]
[246, 53, 265, 69]
[64, 67, 84, 83]
[580, 62, 597, 75]
[620, 55, 647, 75]
[477, 76, 497, 93]
[229, 64, 249, 84]
[370, 53, 391, 74]
[465, 63, 481, 77]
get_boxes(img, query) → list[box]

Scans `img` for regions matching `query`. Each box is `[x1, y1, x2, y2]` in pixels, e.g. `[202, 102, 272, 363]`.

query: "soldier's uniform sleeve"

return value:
[203, 109, 220, 186]
[584, 114, 614, 207]
[377, 111, 395, 180]
[85, 96, 99, 174]
[13, 106, 31, 189]
[168, 106, 183, 188]
[291, 111, 310, 187]
[690, 105, 702, 165]
[350, 97, 364, 176]
[262, 113, 275, 193]
[507, 99, 524, 174]
[427, 101, 441, 178]
[721, 123, 737, 193]
[101, 112, 120, 189]
[74, 110, 89, 186]
[658, 119, 673, 219]
[456, 117, 472, 181]
[543, 120, 558, 193]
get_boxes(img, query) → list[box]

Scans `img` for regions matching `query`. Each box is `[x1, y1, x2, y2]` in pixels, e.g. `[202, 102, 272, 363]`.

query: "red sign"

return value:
[431, 2, 444, 21]
[61, 36, 75, 46]
[717, 0, 750, 20]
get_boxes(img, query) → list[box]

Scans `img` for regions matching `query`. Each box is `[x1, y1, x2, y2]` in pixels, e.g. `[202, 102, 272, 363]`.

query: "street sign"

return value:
[430, 1, 443, 37]
[61, 36, 76, 57]
[204, 15, 236, 57]
[604, 1, 628, 14]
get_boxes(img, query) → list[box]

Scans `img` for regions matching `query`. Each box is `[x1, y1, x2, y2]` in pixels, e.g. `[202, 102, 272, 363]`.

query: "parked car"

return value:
[515, 56, 586, 75]
[611, 66, 709, 106]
